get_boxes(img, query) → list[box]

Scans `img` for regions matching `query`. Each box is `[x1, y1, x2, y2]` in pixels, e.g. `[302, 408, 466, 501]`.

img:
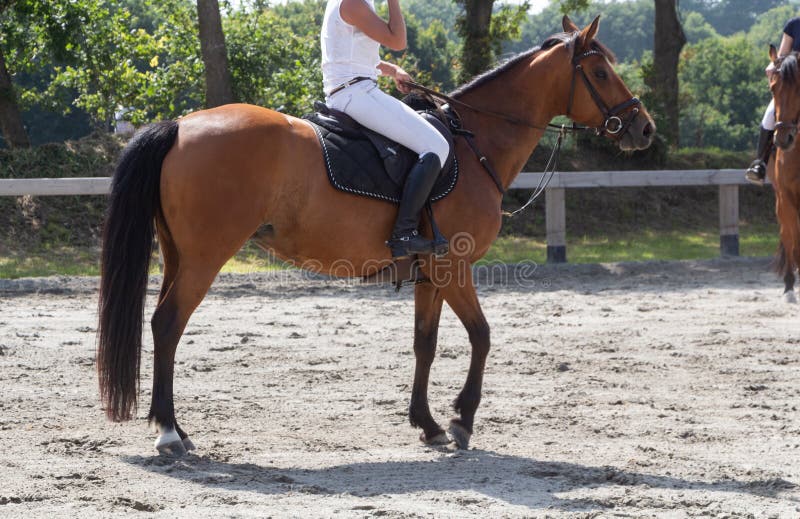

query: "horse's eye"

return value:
[594, 69, 608, 80]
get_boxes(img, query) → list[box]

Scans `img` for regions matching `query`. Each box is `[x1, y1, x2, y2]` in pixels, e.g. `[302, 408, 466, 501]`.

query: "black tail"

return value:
[97, 121, 179, 422]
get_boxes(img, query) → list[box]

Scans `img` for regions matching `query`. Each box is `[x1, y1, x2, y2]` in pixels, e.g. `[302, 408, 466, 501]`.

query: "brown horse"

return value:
[768, 45, 800, 302]
[97, 16, 654, 456]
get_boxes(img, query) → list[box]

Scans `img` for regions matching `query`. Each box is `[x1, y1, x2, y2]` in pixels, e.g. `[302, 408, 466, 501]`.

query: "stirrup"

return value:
[387, 231, 436, 259]
[744, 161, 766, 186]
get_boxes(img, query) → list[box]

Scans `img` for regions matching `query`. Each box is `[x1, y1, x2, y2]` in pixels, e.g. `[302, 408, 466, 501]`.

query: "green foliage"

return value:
[5, 0, 204, 127]
[224, 3, 322, 114]
[747, 5, 798, 51]
[682, 11, 718, 44]
[454, 1, 530, 81]
[489, 2, 530, 58]
[1, 0, 792, 152]
[679, 34, 767, 149]
[408, 18, 459, 90]
[508, 1, 653, 64]
[556, 0, 589, 15]
[375, 3, 460, 94]
[681, 0, 789, 36]
[405, 0, 460, 39]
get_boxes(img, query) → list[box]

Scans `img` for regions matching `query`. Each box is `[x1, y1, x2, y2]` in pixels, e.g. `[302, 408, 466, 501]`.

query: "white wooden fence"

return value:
[0, 169, 761, 263]
[509, 169, 758, 262]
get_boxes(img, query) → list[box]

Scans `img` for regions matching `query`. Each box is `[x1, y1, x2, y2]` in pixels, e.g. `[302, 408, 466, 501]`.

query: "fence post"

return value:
[719, 184, 739, 257]
[546, 187, 567, 263]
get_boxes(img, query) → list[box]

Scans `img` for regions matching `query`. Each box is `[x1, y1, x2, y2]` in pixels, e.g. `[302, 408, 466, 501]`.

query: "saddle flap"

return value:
[303, 100, 459, 205]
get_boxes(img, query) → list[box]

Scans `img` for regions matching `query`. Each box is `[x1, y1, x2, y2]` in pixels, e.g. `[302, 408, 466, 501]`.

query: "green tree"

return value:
[679, 34, 765, 149]
[511, 1, 653, 64]
[454, 1, 529, 82]
[681, 0, 785, 36]
[224, 4, 322, 114]
[747, 5, 798, 51]
[20, 0, 204, 127]
[682, 11, 718, 44]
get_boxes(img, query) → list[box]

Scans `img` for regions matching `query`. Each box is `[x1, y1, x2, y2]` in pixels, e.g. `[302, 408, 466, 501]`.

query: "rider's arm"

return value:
[340, 0, 407, 51]
[377, 61, 412, 93]
[779, 33, 794, 57]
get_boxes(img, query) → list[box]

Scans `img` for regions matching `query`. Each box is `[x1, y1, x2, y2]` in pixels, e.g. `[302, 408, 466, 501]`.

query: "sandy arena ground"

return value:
[1, 257, 799, 517]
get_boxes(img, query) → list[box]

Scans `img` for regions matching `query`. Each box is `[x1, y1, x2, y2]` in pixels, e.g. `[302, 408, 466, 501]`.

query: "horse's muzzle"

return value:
[618, 113, 656, 151]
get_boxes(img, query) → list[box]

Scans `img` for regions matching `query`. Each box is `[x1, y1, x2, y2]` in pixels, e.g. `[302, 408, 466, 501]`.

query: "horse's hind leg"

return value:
[783, 270, 797, 303]
[441, 271, 490, 449]
[148, 261, 219, 456]
[409, 282, 448, 445]
[778, 242, 798, 303]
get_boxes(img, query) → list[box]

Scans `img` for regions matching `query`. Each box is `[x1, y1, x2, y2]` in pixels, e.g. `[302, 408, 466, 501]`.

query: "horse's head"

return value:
[770, 45, 800, 151]
[548, 15, 655, 151]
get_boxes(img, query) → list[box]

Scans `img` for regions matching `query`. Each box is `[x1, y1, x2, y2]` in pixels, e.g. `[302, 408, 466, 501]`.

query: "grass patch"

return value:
[481, 222, 779, 265]
[0, 247, 101, 279]
[0, 225, 781, 279]
[218, 242, 288, 274]
[0, 242, 286, 279]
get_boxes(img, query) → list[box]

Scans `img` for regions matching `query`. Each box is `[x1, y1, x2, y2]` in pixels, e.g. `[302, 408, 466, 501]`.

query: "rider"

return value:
[321, 0, 450, 258]
[745, 16, 800, 185]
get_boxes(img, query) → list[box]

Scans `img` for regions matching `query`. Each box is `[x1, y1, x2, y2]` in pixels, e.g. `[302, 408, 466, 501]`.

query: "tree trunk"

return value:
[196, 0, 234, 107]
[649, 0, 686, 146]
[0, 44, 29, 148]
[458, 0, 495, 82]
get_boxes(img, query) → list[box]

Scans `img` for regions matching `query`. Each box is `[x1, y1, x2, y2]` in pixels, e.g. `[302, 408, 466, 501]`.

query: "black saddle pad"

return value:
[303, 101, 458, 204]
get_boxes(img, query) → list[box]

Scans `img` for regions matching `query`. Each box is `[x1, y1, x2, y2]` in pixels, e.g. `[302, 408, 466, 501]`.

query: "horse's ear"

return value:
[562, 15, 579, 33]
[770, 44, 779, 63]
[579, 15, 601, 49]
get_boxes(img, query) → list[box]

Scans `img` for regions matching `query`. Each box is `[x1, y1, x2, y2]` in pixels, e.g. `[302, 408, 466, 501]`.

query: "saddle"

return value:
[303, 99, 458, 204]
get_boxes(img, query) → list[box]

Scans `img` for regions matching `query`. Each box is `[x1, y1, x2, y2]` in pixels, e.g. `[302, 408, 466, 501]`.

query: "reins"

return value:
[405, 81, 577, 134]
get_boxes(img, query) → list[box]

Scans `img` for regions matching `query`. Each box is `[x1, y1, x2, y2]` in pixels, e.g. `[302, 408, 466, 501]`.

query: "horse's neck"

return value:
[455, 58, 564, 190]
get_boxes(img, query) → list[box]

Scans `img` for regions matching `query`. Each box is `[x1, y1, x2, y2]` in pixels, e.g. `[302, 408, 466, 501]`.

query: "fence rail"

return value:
[0, 177, 111, 196]
[1, 169, 763, 263]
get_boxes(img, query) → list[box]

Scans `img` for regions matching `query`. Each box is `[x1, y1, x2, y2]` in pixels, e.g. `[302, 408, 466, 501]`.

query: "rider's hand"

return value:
[393, 67, 413, 94]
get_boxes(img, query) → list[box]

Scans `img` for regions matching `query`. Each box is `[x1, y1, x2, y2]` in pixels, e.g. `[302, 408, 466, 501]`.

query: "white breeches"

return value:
[326, 80, 450, 166]
[763, 99, 776, 131]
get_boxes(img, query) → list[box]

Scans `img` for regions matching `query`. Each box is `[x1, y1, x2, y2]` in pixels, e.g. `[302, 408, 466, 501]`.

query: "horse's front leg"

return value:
[409, 281, 449, 444]
[441, 269, 490, 449]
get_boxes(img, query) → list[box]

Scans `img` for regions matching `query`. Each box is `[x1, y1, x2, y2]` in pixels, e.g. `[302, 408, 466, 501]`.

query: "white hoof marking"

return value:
[154, 427, 186, 456]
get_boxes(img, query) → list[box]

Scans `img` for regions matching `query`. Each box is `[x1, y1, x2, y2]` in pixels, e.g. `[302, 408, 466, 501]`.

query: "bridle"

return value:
[404, 39, 643, 210]
[772, 55, 799, 138]
[406, 41, 641, 139]
[567, 49, 641, 138]
[775, 119, 798, 138]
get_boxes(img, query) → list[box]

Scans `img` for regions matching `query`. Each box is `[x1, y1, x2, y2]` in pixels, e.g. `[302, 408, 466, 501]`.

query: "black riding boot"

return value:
[387, 153, 445, 258]
[745, 126, 774, 186]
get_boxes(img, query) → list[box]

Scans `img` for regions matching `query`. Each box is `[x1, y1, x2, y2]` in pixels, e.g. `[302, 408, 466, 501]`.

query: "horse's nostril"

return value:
[642, 122, 654, 138]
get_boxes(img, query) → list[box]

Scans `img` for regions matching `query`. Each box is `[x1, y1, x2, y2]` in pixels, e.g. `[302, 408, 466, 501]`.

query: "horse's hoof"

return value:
[448, 419, 472, 450]
[182, 437, 196, 452]
[156, 439, 188, 457]
[420, 430, 450, 445]
[155, 428, 187, 457]
[784, 291, 797, 304]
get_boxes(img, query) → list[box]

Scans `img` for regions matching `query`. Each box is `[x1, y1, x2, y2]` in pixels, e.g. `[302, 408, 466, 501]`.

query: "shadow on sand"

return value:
[123, 448, 796, 512]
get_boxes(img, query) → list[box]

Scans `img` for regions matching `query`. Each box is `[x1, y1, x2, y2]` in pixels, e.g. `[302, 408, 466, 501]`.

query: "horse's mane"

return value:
[450, 31, 618, 98]
[779, 53, 799, 86]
